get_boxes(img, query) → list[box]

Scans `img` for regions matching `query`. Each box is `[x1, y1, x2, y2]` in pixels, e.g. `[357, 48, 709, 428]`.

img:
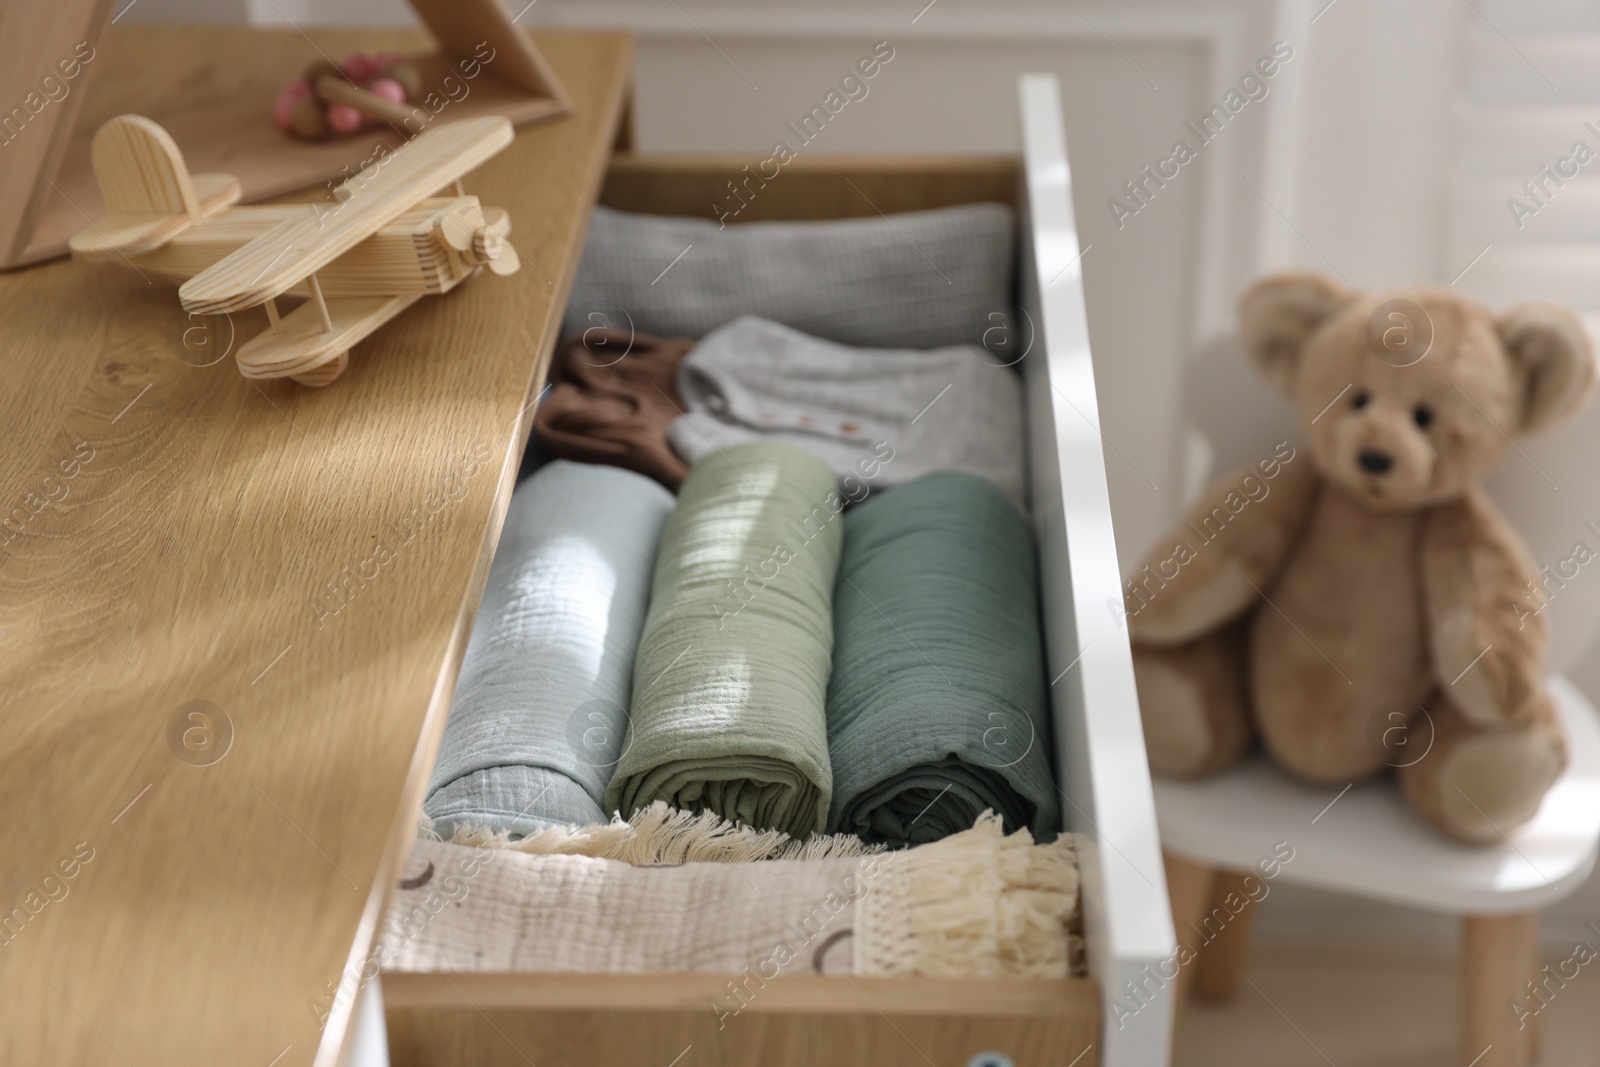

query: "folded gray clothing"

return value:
[563, 203, 1015, 350]
[424, 461, 675, 838]
[666, 316, 1028, 510]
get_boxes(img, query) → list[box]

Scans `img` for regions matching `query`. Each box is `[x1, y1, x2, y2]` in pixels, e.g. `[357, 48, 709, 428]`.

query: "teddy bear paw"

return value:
[1133, 651, 1242, 777]
[1432, 613, 1512, 727]
[1412, 728, 1564, 844]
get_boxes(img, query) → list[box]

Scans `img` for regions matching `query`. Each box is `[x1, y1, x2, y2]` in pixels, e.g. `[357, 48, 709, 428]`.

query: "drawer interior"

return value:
[387, 78, 1171, 1067]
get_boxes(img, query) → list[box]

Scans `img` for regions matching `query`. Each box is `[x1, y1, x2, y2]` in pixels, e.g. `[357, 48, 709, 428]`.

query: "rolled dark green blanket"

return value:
[827, 470, 1060, 847]
[605, 441, 841, 835]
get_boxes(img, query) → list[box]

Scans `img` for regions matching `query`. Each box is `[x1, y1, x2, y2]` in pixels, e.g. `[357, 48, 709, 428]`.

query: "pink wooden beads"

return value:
[273, 53, 422, 139]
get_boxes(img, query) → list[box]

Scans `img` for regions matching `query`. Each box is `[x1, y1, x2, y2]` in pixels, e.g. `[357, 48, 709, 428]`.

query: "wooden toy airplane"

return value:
[69, 114, 519, 386]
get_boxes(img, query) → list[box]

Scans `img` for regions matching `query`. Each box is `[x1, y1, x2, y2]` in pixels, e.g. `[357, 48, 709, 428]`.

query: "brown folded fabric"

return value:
[535, 328, 695, 490]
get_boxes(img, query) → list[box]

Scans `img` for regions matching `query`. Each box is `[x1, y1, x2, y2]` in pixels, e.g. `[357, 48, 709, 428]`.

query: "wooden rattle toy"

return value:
[275, 53, 426, 139]
[68, 113, 520, 386]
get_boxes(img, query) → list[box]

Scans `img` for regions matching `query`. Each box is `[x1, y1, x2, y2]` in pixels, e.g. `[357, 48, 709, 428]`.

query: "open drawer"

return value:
[381, 74, 1174, 1067]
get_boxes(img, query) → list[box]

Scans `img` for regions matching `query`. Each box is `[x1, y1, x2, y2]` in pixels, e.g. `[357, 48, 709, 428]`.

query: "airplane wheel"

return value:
[290, 350, 349, 387]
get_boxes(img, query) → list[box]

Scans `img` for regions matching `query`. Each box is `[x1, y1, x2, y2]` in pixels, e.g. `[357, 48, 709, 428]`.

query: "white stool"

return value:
[1154, 676, 1600, 1067]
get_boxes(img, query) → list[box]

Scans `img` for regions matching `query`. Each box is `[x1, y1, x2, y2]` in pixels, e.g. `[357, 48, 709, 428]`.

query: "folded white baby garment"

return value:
[667, 316, 1028, 510]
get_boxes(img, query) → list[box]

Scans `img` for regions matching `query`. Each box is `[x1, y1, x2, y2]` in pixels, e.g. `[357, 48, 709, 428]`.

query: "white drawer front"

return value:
[1019, 72, 1175, 1067]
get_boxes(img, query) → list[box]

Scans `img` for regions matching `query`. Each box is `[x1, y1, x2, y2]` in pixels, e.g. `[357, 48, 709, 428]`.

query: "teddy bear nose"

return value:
[1358, 449, 1393, 475]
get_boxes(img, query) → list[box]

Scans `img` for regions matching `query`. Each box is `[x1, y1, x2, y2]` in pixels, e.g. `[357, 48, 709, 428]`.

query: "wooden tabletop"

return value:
[0, 25, 630, 1067]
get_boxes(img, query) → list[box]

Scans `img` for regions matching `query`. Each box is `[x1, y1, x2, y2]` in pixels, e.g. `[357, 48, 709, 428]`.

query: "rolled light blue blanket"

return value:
[827, 471, 1061, 847]
[424, 461, 675, 838]
[562, 203, 1015, 350]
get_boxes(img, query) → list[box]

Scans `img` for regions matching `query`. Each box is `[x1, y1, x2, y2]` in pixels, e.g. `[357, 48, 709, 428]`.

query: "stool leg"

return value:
[1523, 922, 1542, 1063]
[1193, 869, 1260, 1003]
[1162, 850, 1216, 1007]
[1462, 911, 1538, 1067]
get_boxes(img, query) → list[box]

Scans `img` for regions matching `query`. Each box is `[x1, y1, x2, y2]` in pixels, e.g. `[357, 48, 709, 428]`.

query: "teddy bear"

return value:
[1126, 271, 1595, 843]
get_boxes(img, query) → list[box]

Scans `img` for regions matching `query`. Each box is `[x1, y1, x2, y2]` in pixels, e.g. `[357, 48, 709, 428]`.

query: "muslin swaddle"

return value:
[827, 471, 1061, 847]
[563, 203, 1016, 350]
[424, 461, 675, 838]
[606, 442, 841, 836]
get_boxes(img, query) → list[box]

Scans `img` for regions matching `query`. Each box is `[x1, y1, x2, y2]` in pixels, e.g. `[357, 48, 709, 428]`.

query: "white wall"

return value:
[1286, 0, 1464, 286]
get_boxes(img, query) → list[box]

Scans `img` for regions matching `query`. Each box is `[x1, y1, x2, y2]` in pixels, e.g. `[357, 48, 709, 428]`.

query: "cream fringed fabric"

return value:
[390, 809, 1081, 980]
[384, 839, 870, 977]
[433, 800, 876, 864]
[852, 812, 1080, 979]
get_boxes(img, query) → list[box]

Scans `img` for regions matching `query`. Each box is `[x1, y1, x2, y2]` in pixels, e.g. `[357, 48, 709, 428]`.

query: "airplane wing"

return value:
[178, 116, 514, 315]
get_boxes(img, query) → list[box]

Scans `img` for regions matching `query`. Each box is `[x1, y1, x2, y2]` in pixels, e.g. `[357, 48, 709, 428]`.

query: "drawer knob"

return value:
[968, 1054, 1015, 1067]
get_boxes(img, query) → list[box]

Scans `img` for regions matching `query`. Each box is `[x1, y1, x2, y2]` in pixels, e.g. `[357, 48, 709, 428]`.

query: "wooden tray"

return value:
[0, 0, 569, 269]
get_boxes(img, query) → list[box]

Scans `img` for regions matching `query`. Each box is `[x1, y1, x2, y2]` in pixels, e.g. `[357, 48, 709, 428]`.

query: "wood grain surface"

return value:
[387, 1000, 1097, 1067]
[384, 975, 1098, 1067]
[0, 25, 631, 1067]
[383, 972, 1094, 1016]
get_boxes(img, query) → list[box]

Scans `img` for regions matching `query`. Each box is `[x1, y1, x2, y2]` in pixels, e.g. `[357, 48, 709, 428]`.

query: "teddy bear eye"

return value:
[1413, 404, 1433, 429]
[1351, 390, 1371, 410]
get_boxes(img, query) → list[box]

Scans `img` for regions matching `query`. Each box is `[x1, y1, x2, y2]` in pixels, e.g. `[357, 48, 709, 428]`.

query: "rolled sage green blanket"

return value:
[605, 442, 841, 836]
[827, 470, 1061, 847]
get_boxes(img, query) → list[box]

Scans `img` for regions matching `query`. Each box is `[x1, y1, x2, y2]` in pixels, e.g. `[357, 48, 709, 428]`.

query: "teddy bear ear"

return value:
[1237, 272, 1354, 392]
[1497, 301, 1597, 434]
